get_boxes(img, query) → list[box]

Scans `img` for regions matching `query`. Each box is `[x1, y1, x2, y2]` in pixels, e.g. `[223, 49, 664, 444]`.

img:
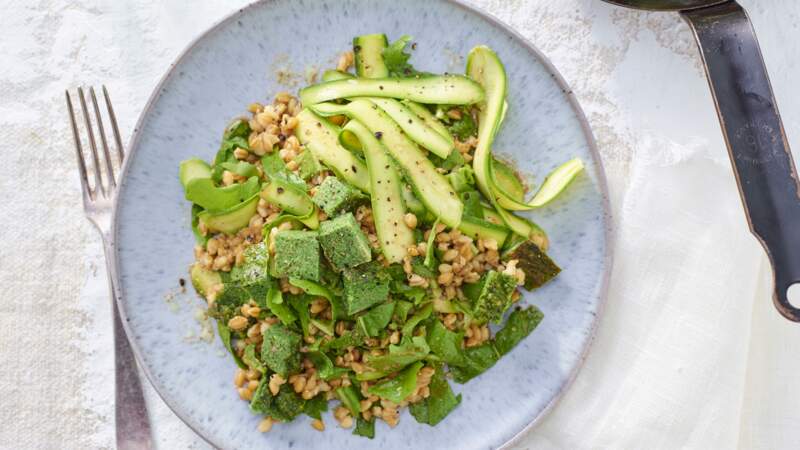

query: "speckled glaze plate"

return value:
[113, 1, 612, 448]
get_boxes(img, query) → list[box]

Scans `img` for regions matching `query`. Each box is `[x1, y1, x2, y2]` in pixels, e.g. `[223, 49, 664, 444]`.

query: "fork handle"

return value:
[103, 240, 154, 449]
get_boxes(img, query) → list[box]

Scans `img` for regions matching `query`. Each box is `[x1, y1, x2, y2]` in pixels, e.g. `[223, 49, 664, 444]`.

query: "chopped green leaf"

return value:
[219, 160, 258, 179]
[382, 35, 421, 78]
[213, 136, 249, 166]
[190, 204, 209, 246]
[260, 323, 302, 377]
[310, 318, 335, 336]
[265, 287, 297, 326]
[449, 343, 500, 383]
[243, 344, 266, 373]
[448, 110, 477, 140]
[304, 394, 328, 420]
[307, 351, 349, 381]
[364, 336, 430, 373]
[409, 364, 462, 425]
[368, 361, 424, 403]
[320, 329, 364, 354]
[357, 302, 396, 337]
[286, 294, 312, 336]
[217, 321, 246, 369]
[426, 320, 465, 366]
[261, 153, 307, 191]
[288, 278, 347, 320]
[446, 165, 476, 193]
[353, 416, 375, 439]
[461, 190, 484, 219]
[401, 304, 433, 337]
[224, 118, 251, 140]
[494, 306, 544, 356]
[336, 384, 362, 417]
[410, 256, 435, 279]
[394, 300, 413, 323]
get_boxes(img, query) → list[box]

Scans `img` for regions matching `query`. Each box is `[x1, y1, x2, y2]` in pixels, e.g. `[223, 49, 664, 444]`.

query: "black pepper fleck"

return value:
[354, 45, 362, 52]
[179, 278, 186, 287]
[352, 165, 357, 173]
[374, 131, 383, 139]
[277, 187, 284, 194]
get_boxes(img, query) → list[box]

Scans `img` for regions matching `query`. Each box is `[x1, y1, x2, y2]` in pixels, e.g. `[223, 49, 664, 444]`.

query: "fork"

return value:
[66, 86, 153, 450]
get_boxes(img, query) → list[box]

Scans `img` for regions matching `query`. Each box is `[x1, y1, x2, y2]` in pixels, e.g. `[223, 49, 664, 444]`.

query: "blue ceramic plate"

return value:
[114, 1, 612, 448]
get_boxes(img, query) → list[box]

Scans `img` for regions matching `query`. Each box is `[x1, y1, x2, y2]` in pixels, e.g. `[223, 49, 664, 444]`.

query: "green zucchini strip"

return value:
[353, 34, 390, 78]
[300, 75, 484, 106]
[368, 98, 453, 159]
[342, 120, 414, 263]
[294, 109, 371, 193]
[467, 46, 552, 246]
[310, 100, 463, 228]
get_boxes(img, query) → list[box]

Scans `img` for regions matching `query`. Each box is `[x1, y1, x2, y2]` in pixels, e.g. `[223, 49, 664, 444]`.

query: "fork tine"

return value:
[102, 85, 125, 164]
[90, 87, 116, 189]
[78, 86, 106, 198]
[66, 90, 92, 200]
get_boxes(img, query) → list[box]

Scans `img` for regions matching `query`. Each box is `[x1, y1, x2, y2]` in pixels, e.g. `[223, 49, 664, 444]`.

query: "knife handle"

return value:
[683, 1, 800, 321]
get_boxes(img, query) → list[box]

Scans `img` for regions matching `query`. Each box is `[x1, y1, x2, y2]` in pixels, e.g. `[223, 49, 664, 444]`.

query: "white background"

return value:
[0, 0, 798, 448]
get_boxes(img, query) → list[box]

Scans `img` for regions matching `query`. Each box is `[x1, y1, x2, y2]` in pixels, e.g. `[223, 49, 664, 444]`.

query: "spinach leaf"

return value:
[320, 329, 363, 354]
[446, 165, 476, 194]
[213, 136, 249, 166]
[260, 323, 302, 377]
[393, 300, 413, 323]
[310, 318, 335, 336]
[218, 160, 258, 179]
[367, 361, 424, 403]
[460, 190, 484, 219]
[357, 302, 396, 337]
[307, 351, 349, 381]
[448, 110, 476, 140]
[353, 416, 375, 439]
[287, 294, 312, 336]
[224, 118, 251, 140]
[408, 364, 462, 426]
[191, 204, 208, 246]
[364, 336, 429, 373]
[436, 149, 465, 171]
[261, 153, 306, 191]
[494, 306, 544, 356]
[382, 35, 421, 78]
[401, 304, 433, 337]
[243, 344, 266, 373]
[449, 343, 500, 383]
[304, 394, 328, 420]
[335, 385, 362, 417]
[217, 321, 246, 369]
[289, 278, 347, 320]
[411, 256, 436, 279]
[265, 287, 297, 326]
[426, 320, 465, 366]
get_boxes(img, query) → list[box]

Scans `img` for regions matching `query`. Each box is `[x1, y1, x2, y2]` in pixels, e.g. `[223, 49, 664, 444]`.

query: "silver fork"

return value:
[67, 86, 153, 450]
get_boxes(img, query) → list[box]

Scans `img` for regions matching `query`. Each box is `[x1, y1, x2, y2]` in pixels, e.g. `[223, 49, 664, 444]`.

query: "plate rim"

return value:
[111, 1, 615, 448]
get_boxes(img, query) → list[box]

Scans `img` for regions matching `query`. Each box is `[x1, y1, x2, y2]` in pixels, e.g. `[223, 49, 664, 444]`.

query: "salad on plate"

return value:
[179, 33, 582, 438]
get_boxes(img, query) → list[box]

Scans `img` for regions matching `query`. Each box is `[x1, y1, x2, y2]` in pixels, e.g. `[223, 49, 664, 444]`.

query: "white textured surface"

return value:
[0, 1, 798, 449]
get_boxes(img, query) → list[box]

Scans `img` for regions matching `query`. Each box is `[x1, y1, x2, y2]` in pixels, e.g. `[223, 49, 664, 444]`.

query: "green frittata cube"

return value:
[312, 176, 363, 216]
[342, 263, 390, 315]
[274, 230, 320, 281]
[318, 213, 372, 270]
[470, 270, 518, 324]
